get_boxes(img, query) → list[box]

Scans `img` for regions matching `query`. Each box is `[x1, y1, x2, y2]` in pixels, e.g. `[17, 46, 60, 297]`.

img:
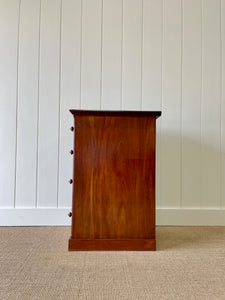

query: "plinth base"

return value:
[68, 237, 156, 251]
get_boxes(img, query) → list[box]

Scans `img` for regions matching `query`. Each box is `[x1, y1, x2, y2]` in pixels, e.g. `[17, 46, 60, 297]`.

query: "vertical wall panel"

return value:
[142, 0, 162, 207]
[201, 0, 221, 208]
[37, 0, 61, 207]
[181, 0, 202, 208]
[221, 0, 225, 208]
[15, 0, 40, 207]
[81, 0, 102, 109]
[1, 0, 225, 224]
[142, 0, 162, 110]
[101, 0, 122, 110]
[161, 0, 182, 208]
[122, 0, 142, 110]
[0, 0, 20, 207]
[58, 0, 81, 207]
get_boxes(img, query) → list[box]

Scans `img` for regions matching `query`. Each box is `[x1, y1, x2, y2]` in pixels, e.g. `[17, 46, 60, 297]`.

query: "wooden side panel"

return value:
[58, 0, 81, 207]
[181, 0, 202, 208]
[201, 0, 221, 208]
[15, 0, 40, 207]
[69, 238, 156, 251]
[72, 116, 156, 240]
[37, 0, 61, 207]
[0, 0, 20, 207]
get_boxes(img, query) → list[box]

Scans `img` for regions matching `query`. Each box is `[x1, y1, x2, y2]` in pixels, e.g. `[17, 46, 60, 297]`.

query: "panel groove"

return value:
[140, 0, 143, 111]
[161, 0, 164, 111]
[161, 0, 182, 208]
[37, 0, 61, 207]
[58, 0, 82, 207]
[220, 0, 223, 209]
[35, 0, 42, 208]
[79, 0, 83, 108]
[14, 0, 22, 208]
[158, 0, 164, 209]
[222, 0, 225, 209]
[201, 0, 221, 208]
[122, 0, 142, 110]
[15, 0, 41, 207]
[121, 0, 124, 110]
[182, 0, 201, 208]
[200, 0, 203, 209]
[81, 0, 102, 109]
[101, 0, 123, 109]
[57, 0, 63, 208]
[180, 0, 183, 208]
[100, 0, 103, 110]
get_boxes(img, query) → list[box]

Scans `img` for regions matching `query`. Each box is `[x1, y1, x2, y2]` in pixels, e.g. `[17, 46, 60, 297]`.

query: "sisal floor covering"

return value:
[0, 226, 225, 300]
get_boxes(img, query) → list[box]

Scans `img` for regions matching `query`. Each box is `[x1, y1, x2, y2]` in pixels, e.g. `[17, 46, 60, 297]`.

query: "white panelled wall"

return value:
[0, 0, 225, 225]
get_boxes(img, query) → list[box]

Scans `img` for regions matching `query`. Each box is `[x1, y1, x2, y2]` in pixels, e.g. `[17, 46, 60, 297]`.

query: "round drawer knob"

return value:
[68, 212, 72, 217]
[70, 126, 74, 131]
[70, 150, 74, 155]
[69, 179, 73, 184]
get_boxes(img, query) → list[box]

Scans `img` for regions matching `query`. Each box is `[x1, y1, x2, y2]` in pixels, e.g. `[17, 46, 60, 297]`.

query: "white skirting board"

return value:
[156, 209, 225, 226]
[0, 208, 225, 226]
[0, 208, 72, 226]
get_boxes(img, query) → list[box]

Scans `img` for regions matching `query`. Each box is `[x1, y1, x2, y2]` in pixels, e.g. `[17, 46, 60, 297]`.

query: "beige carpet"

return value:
[0, 227, 225, 300]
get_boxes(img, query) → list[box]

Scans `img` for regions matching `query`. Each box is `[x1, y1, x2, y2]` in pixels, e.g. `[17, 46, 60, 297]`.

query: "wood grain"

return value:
[69, 111, 160, 250]
[69, 238, 156, 251]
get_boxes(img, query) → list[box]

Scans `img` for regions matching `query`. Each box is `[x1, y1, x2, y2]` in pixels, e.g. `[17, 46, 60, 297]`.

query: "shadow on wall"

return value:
[155, 130, 224, 209]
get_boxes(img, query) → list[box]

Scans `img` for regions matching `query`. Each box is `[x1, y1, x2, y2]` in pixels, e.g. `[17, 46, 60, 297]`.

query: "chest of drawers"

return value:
[68, 110, 161, 250]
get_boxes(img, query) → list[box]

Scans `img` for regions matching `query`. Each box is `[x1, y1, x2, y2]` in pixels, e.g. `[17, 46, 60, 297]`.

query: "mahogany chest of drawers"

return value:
[68, 110, 161, 251]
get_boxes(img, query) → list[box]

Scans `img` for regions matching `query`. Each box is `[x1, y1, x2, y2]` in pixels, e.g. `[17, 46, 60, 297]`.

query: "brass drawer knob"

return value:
[69, 150, 74, 155]
[68, 212, 72, 217]
[70, 126, 74, 131]
[69, 179, 73, 184]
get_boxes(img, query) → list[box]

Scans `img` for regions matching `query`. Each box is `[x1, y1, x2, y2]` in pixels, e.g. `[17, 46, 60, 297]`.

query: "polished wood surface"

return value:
[69, 238, 156, 251]
[70, 109, 161, 118]
[69, 111, 161, 251]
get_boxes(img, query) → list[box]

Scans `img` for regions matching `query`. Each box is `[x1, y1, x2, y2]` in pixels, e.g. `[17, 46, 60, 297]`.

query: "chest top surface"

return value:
[70, 109, 161, 118]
